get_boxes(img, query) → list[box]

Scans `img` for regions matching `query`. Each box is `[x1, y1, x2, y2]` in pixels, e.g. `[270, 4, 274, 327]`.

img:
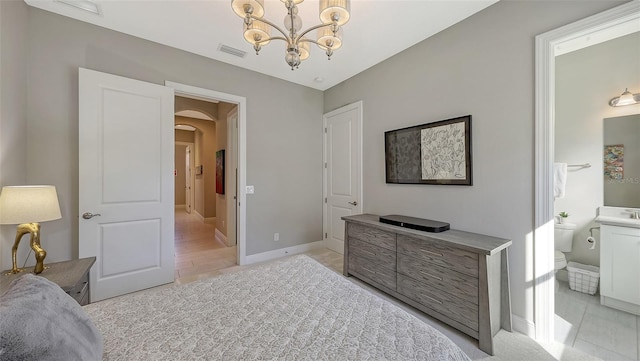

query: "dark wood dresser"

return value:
[1, 257, 96, 305]
[342, 214, 512, 355]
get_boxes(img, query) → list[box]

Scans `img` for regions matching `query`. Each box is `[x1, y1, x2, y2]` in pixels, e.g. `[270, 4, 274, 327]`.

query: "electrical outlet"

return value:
[274, 233, 280, 241]
[246, 185, 255, 194]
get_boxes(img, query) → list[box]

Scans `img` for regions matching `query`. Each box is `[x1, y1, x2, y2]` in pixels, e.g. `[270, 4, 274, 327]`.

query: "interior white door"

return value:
[79, 68, 175, 302]
[323, 101, 363, 254]
[227, 110, 238, 246]
[185, 145, 192, 214]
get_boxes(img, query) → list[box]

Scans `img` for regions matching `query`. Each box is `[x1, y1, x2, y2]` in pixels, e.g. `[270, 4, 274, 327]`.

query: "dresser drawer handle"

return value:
[423, 294, 443, 305]
[419, 270, 443, 281]
[76, 281, 88, 294]
[420, 248, 444, 258]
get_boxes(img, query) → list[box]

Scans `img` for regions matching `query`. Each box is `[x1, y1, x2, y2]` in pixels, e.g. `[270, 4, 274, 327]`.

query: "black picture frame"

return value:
[216, 149, 225, 194]
[385, 115, 472, 186]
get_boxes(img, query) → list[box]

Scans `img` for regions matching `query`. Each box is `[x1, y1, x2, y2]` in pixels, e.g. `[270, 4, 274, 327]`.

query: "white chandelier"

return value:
[231, 0, 351, 70]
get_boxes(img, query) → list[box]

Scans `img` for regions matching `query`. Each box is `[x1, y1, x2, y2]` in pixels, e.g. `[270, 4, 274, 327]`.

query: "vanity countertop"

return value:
[595, 206, 640, 228]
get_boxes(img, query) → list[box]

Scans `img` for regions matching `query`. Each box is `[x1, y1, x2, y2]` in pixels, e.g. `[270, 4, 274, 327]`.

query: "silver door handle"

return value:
[348, 201, 358, 206]
[82, 212, 101, 219]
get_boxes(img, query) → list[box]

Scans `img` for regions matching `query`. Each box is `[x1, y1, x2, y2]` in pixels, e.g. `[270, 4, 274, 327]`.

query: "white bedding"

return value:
[84, 255, 471, 361]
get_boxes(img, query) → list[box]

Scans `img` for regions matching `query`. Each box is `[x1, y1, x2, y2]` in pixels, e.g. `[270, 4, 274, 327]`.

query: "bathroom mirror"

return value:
[603, 114, 640, 208]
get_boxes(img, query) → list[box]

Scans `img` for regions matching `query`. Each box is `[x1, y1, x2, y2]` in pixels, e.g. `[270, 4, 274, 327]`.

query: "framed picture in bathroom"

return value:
[385, 115, 472, 185]
[603, 144, 623, 180]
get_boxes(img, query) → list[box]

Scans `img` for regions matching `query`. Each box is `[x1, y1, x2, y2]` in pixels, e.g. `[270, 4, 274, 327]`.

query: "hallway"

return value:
[174, 209, 236, 280]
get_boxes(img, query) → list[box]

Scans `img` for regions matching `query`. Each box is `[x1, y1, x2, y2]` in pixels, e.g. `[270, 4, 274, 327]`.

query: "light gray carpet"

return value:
[85, 255, 471, 360]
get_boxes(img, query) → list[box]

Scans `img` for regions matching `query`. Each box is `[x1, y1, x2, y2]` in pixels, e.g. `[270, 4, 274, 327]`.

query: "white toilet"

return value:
[554, 222, 576, 274]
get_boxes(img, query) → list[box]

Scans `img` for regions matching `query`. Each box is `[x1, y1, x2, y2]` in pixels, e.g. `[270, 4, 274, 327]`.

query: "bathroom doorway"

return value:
[536, 3, 640, 358]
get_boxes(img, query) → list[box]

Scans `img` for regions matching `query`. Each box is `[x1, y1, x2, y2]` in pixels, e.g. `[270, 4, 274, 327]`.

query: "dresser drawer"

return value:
[397, 253, 478, 304]
[397, 234, 478, 277]
[397, 274, 478, 331]
[348, 223, 396, 251]
[348, 254, 396, 290]
[349, 237, 396, 271]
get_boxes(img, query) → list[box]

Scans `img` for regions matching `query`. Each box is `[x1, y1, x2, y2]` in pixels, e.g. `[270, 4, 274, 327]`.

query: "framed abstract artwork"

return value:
[385, 115, 472, 185]
[216, 149, 225, 194]
[603, 144, 623, 180]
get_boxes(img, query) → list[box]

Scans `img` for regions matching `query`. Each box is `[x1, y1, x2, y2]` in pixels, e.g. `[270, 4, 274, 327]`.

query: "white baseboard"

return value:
[245, 241, 324, 265]
[512, 314, 536, 338]
[174, 204, 186, 210]
[215, 228, 228, 246]
[192, 210, 216, 225]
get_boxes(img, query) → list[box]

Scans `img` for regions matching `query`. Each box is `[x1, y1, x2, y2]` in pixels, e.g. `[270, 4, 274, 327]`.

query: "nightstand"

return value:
[0, 257, 96, 305]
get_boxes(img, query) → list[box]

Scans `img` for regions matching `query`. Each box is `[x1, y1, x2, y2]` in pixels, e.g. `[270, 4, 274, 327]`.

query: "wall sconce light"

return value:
[609, 88, 639, 107]
[0, 185, 62, 274]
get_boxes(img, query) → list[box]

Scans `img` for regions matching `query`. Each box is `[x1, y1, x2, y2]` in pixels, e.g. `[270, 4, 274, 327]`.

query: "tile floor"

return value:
[555, 279, 640, 361]
[174, 209, 237, 279]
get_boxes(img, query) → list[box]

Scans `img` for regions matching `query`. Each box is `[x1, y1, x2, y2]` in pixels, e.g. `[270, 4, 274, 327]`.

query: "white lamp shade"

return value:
[231, 0, 265, 19]
[317, 27, 343, 50]
[244, 20, 271, 45]
[616, 89, 636, 106]
[319, 0, 350, 26]
[0, 185, 62, 225]
[298, 40, 310, 61]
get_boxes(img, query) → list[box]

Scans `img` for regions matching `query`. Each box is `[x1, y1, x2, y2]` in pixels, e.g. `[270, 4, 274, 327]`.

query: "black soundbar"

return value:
[379, 215, 450, 233]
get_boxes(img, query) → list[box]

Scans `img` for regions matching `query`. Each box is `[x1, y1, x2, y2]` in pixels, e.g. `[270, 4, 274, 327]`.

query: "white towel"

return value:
[554, 163, 567, 199]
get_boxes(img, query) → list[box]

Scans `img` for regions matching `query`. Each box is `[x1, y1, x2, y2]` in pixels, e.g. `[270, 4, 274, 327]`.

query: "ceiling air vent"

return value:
[218, 44, 247, 58]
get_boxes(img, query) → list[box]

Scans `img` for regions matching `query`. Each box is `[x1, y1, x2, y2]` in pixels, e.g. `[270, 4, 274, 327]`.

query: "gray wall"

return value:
[555, 32, 640, 268]
[0, 0, 30, 269]
[324, 0, 625, 328]
[0, 3, 323, 269]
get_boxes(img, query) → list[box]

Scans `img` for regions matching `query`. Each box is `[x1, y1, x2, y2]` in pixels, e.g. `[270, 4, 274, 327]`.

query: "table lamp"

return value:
[0, 185, 62, 274]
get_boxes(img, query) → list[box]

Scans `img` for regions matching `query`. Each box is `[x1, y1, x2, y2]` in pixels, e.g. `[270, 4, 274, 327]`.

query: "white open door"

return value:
[79, 68, 175, 302]
[185, 145, 192, 214]
[323, 101, 363, 254]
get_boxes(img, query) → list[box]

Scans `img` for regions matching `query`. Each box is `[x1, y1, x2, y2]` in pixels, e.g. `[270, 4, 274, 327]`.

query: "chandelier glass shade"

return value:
[231, 0, 351, 70]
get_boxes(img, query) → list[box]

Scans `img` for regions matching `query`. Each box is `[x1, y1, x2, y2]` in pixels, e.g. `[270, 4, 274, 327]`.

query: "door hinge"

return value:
[325, 232, 328, 238]
[324, 162, 327, 168]
[325, 197, 327, 203]
[324, 128, 327, 133]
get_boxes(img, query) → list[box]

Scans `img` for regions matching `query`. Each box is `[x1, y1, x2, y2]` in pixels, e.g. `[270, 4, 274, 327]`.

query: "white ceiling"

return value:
[24, 0, 498, 91]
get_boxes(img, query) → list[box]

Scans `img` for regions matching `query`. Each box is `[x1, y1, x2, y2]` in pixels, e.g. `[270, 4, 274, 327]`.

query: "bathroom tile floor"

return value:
[555, 280, 640, 361]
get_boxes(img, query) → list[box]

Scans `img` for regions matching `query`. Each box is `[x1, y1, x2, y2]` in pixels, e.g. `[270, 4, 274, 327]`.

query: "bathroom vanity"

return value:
[596, 206, 640, 315]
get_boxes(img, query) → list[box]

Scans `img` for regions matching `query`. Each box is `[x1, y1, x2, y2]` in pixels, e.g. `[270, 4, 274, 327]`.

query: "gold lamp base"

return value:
[4, 223, 48, 275]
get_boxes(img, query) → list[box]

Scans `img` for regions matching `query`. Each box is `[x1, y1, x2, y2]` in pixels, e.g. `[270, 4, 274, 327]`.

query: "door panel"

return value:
[103, 90, 162, 203]
[324, 101, 363, 254]
[100, 219, 161, 276]
[185, 145, 192, 213]
[79, 68, 175, 302]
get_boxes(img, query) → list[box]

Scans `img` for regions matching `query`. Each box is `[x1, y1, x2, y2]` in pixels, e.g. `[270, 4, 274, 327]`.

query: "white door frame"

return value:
[323, 101, 364, 251]
[165, 81, 247, 265]
[176, 141, 195, 214]
[534, 1, 639, 341]
[226, 108, 238, 246]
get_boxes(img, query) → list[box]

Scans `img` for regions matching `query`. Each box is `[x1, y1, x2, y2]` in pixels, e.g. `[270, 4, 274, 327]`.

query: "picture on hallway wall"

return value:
[216, 149, 225, 194]
[385, 115, 472, 185]
[604, 144, 623, 180]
